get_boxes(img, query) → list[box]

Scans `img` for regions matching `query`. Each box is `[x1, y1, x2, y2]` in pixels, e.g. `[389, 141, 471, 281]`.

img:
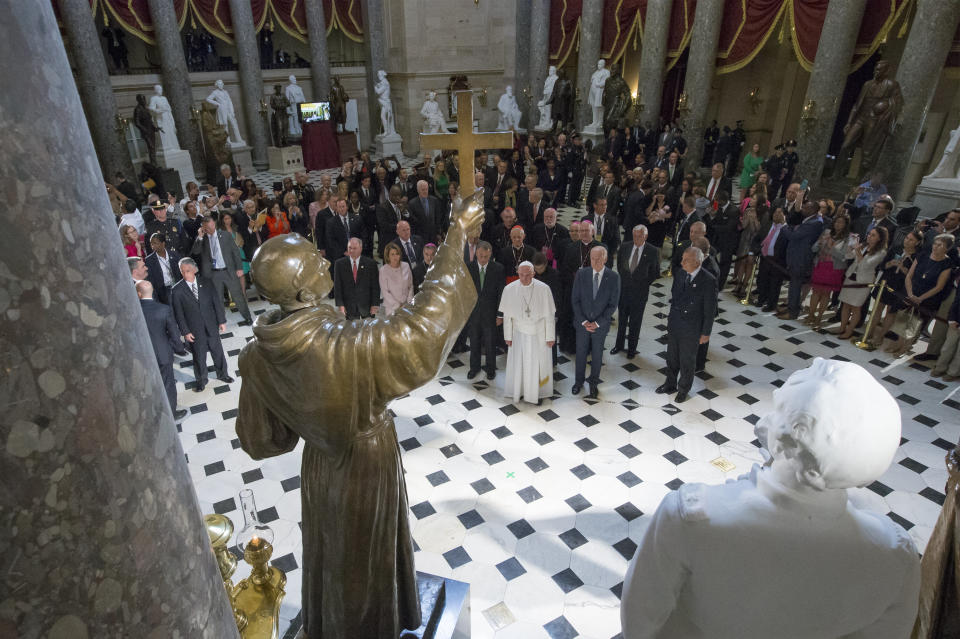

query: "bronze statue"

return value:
[330, 76, 348, 133]
[912, 444, 960, 638]
[269, 84, 290, 147]
[550, 69, 574, 131]
[235, 193, 485, 639]
[200, 101, 230, 178]
[133, 94, 158, 165]
[602, 63, 631, 131]
[836, 59, 903, 176]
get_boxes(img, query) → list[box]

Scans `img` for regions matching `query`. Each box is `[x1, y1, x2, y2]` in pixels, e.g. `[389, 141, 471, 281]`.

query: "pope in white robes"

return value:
[499, 261, 556, 403]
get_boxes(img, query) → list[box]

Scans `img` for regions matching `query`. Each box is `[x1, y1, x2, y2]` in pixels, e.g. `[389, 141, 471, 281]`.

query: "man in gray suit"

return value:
[191, 215, 252, 325]
[572, 245, 621, 399]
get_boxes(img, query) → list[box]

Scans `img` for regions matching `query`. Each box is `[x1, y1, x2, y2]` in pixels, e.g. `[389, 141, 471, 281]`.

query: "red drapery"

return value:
[600, 0, 645, 64]
[53, 0, 362, 45]
[548, 0, 582, 67]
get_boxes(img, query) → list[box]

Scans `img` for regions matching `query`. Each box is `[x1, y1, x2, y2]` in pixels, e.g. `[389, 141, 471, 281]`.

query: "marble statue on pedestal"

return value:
[927, 126, 960, 180]
[420, 91, 449, 134]
[206, 79, 246, 148]
[149, 84, 179, 154]
[497, 86, 522, 131]
[536, 66, 558, 131]
[375, 70, 397, 137]
[621, 357, 920, 639]
[285, 75, 306, 138]
[586, 59, 610, 133]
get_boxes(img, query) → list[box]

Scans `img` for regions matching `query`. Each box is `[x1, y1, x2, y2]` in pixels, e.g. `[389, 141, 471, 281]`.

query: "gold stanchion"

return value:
[739, 255, 760, 305]
[853, 278, 886, 350]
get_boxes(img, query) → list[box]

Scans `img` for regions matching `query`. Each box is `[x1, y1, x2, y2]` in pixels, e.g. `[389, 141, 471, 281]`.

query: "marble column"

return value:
[878, 0, 960, 199]
[515, 0, 532, 125]
[147, 0, 204, 178]
[361, 0, 387, 149]
[227, 0, 269, 169]
[680, 0, 724, 171]
[0, 3, 240, 638]
[57, 0, 136, 183]
[795, 0, 867, 188]
[528, 0, 551, 129]
[303, 0, 331, 101]
[576, 0, 604, 130]
[636, 0, 671, 127]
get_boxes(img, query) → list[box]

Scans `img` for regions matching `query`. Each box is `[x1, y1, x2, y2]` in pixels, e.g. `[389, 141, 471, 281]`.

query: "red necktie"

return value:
[708, 180, 717, 200]
[352, 260, 358, 282]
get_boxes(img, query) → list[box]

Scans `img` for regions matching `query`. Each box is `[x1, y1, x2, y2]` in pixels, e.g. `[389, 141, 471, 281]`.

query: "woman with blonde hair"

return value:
[379, 242, 414, 317]
[834, 227, 888, 339]
[120, 224, 147, 258]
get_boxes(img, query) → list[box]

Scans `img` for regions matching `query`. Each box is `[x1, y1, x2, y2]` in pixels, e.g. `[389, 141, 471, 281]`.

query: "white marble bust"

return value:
[621, 358, 920, 639]
[420, 91, 448, 134]
[285, 75, 306, 137]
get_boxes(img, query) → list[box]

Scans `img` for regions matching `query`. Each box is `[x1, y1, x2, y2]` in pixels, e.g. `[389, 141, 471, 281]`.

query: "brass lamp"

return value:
[801, 100, 817, 131]
[748, 87, 762, 114]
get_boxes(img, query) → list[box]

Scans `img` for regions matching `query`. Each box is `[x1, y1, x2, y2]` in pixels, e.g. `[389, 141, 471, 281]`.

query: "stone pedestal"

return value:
[268, 146, 305, 173]
[582, 127, 604, 148]
[375, 133, 404, 158]
[229, 144, 254, 175]
[157, 148, 197, 191]
[912, 178, 960, 216]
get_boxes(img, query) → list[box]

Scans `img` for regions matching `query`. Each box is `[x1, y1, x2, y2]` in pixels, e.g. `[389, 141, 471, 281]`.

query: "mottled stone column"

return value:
[304, 0, 331, 101]
[576, 0, 604, 129]
[0, 3, 240, 638]
[680, 0, 724, 171]
[57, 0, 136, 182]
[361, 0, 387, 148]
[147, 0, 205, 176]
[878, 0, 960, 199]
[528, 0, 551, 128]
[227, 0, 269, 168]
[796, 0, 867, 187]
[637, 0, 671, 127]
[515, 0, 532, 124]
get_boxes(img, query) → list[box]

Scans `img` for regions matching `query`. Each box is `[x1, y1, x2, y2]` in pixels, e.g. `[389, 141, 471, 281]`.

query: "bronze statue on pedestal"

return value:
[269, 84, 290, 147]
[133, 94, 158, 165]
[602, 63, 631, 132]
[836, 60, 903, 177]
[330, 76, 349, 133]
[235, 194, 485, 639]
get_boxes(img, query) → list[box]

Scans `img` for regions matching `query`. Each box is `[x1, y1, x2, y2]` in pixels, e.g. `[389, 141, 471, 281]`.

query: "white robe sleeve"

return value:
[499, 287, 515, 342]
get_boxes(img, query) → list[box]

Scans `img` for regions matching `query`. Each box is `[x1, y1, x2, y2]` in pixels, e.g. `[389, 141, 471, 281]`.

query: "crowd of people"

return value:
[117, 119, 960, 414]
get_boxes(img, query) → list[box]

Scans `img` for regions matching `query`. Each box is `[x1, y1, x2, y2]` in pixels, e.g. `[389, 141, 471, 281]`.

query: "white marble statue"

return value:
[375, 70, 397, 138]
[536, 66, 558, 130]
[148, 84, 179, 154]
[497, 86, 522, 131]
[285, 75, 306, 138]
[587, 59, 610, 131]
[927, 125, 960, 179]
[205, 79, 246, 147]
[420, 91, 449, 134]
[621, 357, 920, 639]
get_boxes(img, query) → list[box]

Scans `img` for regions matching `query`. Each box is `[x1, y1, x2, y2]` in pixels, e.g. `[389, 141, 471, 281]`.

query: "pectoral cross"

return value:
[421, 90, 514, 182]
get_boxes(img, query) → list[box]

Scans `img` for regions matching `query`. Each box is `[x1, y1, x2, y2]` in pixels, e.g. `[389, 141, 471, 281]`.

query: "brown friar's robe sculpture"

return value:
[912, 444, 960, 639]
[235, 193, 484, 638]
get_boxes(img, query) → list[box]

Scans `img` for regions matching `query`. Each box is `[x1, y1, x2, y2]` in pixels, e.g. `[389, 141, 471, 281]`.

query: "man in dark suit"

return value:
[137, 280, 187, 418]
[772, 182, 804, 226]
[191, 215, 251, 324]
[467, 242, 505, 380]
[529, 207, 570, 267]
[622, 176, 651, 232]
[582, 198, 619, 267]
[357, 174, 379, 252]
[215, 164, 239, 196]
[407, 179, 441, 241]
[778, 202, 824, 319]
[325, 197, 364, 261]
[334, 238, 380, 319]
[144, 233, 182, 305]
[517, 187, 546, 231]
[412, 243, 437, 293]
[704, 163, 732, 204]
[571, 245, 621, 399]
[665, 151, 683, 187]
[590, 171, 621, 218]
[705, 191, 740, 289]
[559, 221, 599, 354]
[755, 208, 789, 311]
[612, 225, 660, 358]
[170, 258, 232, 392]
[498, 226, 536, 280]
[489, 160, 511, 214]
[673, 195, 702, 248]
[657, 247, 718, 403]
[376, 185, 413, 251]
[852, 198, 897, 239]
[394, 220, 424, 265]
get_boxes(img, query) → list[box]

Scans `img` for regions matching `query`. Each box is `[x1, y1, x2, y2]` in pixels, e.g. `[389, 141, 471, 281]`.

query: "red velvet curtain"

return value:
[548, 0, 582, 66]
[716, 0, 787, 73]
[601, 0, 645, 64]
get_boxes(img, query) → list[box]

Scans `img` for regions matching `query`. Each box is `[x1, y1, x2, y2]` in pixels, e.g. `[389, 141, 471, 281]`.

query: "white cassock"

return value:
[499, 279, 556, 403]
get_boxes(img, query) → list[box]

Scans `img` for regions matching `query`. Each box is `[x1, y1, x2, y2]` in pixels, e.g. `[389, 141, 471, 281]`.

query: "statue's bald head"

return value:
[251, 233, 332, 312]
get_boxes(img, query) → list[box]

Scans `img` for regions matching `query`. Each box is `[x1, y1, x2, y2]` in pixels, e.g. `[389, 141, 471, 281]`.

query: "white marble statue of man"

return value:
[206, 79, 246, 147]
[587, 60, 610, 130]
[285, 75, 306, 138]
[497, 86, 522, 131]
[375, 70, 397, 137]
[620, 357, 920, 639]
[148, 84, 179, 154]
[536, 66, 558, 130]
[420, 91, 448, 134]
[927, 125, 960, 179]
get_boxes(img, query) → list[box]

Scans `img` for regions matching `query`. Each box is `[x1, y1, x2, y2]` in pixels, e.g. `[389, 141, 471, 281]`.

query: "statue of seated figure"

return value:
[621, 357, 920, 639]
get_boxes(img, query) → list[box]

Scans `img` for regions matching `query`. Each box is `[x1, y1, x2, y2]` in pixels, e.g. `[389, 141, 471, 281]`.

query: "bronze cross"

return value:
[420, 90, 513, 178]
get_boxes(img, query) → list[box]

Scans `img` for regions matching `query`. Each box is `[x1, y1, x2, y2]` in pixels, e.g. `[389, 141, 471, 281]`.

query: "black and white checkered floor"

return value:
[176, 256, 958, 638]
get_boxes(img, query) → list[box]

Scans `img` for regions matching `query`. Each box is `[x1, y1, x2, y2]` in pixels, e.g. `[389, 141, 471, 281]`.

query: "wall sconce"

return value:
[748, 87, 762, 114]
[633, 91, 645, 116]
[258, 98, 269, 116]
[114, 113, 128, 137]
[801, 99, 817, 130]
[574, 86, 581, 106]
[478, 88, 488, 108]
[677, 92, 690, 119]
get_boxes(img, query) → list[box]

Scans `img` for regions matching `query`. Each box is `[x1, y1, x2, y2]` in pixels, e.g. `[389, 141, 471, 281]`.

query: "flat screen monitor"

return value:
[298, 101, 331, 123]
